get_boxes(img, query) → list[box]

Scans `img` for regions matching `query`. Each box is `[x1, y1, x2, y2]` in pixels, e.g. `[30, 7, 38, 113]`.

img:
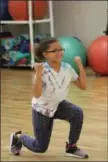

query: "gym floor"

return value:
[1, 69, 107, 161]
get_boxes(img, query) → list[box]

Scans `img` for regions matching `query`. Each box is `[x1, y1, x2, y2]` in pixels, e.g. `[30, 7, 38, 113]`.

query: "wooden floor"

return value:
[1, 69, 108, 161]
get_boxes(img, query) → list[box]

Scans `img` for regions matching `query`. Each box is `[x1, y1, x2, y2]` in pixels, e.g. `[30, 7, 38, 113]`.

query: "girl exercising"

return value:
[10, 37, 89, 159]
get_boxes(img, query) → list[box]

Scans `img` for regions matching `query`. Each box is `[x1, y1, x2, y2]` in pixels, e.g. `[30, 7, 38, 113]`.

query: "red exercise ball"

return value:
[8, 0, 48, 20]
[88, 36, 108, 75]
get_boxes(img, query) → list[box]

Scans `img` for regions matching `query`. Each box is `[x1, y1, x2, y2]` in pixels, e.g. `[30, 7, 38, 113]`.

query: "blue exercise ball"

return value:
[58, 36, 87, 73]
[0, 0, 12, 20]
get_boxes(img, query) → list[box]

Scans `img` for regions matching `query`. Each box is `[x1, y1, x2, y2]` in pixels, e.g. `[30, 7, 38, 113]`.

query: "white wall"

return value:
[2, 24, 46, 37]
[53, 1, 107, 47]
[2, 24, 29, 36]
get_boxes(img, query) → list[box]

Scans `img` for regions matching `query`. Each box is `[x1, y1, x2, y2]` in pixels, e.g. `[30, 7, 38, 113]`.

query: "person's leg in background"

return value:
[54, 100, 88, 159]
[10, 109, 53, 155]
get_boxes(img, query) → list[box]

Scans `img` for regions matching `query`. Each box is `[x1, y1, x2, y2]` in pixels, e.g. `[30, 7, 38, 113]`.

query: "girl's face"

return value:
[44, 41, 64, 63]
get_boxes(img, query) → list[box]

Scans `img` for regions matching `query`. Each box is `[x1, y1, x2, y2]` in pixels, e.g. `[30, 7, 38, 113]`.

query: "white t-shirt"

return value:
[32, 62, 79, 117]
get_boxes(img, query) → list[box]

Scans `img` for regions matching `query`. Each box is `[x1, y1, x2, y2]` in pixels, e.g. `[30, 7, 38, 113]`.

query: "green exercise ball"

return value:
[58, 36, 87, 73]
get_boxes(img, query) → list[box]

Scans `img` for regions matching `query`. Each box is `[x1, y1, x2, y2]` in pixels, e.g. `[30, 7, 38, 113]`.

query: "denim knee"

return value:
[33, 141, 49, 153]
[69, 107, 84, 123]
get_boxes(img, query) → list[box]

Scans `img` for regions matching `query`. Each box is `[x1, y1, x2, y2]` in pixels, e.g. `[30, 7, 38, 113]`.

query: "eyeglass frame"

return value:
[45, 48, 65, 54]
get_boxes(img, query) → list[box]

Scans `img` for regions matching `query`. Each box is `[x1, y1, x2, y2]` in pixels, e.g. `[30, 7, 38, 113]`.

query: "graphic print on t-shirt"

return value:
[32, 62, 79, 117]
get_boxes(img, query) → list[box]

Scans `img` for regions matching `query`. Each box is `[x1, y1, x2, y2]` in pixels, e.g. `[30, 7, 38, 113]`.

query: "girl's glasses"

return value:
[46, 48, 65, 53]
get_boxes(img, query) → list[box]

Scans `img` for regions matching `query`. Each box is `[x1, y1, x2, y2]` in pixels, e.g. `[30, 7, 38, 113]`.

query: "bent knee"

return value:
[78, 107, 83, 116]
[69, 107, 84, 122]
[75, 106, 83, 118]
[75, 107, 84, 121]
[33, 145, 48, 153]
[40, 146, 48, 153]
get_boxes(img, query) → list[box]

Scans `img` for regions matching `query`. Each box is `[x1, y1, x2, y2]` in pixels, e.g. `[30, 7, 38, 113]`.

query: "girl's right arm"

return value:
[32, 63, 43, 98]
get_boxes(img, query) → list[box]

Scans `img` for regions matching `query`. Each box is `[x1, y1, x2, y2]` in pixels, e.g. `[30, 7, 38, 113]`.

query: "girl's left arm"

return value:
[73, 57, 87, 90]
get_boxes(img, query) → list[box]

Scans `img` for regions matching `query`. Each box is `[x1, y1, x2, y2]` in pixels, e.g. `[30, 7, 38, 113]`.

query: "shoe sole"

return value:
[9, 133, 20, 155]
[65, 153, 88, 159]
[9, 133, 15, 154]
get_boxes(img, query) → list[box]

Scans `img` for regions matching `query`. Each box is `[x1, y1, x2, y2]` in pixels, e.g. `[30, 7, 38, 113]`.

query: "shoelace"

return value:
[16, 142, 22, 149]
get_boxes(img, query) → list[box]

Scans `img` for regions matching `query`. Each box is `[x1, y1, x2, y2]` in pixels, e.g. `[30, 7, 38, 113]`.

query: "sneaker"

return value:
[10, 131, 22, 155]
[65, 142, 89, 159]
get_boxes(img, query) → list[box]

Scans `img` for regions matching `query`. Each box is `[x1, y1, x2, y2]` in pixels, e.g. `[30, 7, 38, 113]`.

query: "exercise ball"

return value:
[88, 36, 108, 75]
[58, 36, 87, 73]
[8, 1, 48, 20]
[0, 0, 12, 20]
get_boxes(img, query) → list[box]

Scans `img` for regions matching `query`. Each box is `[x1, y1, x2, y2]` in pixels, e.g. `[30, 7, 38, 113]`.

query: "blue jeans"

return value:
[20, 100, 83, 153]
